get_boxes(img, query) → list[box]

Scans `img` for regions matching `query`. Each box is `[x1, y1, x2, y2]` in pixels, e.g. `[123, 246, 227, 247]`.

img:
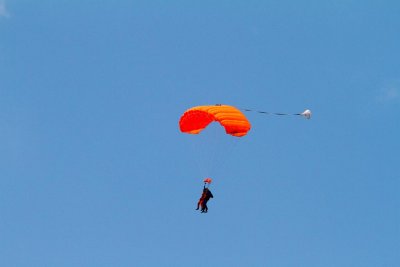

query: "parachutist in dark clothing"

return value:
[196, 186, 207, 210]
[200, 187, 213, 213]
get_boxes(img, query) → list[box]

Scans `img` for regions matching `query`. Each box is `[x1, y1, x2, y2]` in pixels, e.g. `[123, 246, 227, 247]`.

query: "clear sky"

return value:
[1, 1, 399, 266]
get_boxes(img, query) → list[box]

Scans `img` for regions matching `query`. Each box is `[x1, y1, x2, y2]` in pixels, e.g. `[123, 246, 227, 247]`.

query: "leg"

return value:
[200, 201, 206, 212]
[202, 201, 208, 213]
[197, 198, 203, 210]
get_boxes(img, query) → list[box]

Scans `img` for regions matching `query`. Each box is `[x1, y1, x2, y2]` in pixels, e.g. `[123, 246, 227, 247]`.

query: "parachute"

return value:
[301, 109, 312, 119]
[179, 104, 251, 137]
[179, 104, 250, 189]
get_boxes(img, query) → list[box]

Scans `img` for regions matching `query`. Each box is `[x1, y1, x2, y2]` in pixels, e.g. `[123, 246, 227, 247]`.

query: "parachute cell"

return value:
[179, 105, 251, 137]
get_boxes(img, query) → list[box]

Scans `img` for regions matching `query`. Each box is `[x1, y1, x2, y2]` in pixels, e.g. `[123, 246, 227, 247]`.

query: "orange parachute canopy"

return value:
[179, 105, 251, 137]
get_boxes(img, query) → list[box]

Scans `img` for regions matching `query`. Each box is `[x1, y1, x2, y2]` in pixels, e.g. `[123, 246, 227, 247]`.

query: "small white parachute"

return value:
[301, 109, 312, 119]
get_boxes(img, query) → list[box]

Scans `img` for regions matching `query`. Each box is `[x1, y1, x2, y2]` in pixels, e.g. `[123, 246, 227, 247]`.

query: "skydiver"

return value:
[196, 186, 207, 211]
[200, 187, 213, 213]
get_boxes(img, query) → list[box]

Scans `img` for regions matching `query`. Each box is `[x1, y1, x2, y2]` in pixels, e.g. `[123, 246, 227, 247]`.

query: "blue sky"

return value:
[1, 1, 399, 266]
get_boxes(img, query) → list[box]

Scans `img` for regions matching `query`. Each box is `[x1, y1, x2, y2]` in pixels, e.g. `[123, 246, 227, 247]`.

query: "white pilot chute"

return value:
[301, 109, 312, 119]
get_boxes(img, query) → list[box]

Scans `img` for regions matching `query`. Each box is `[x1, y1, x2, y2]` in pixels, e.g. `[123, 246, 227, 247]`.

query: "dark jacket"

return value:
[204, 190, 213, 201]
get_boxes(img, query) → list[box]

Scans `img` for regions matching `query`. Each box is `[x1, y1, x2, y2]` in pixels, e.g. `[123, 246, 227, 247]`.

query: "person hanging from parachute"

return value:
[195, 187, 207, 211]
[196, 178, 213, 213]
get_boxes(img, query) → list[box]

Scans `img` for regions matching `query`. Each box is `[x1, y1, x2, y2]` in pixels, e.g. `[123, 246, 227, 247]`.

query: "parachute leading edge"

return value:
[179, 105, 251, 137]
